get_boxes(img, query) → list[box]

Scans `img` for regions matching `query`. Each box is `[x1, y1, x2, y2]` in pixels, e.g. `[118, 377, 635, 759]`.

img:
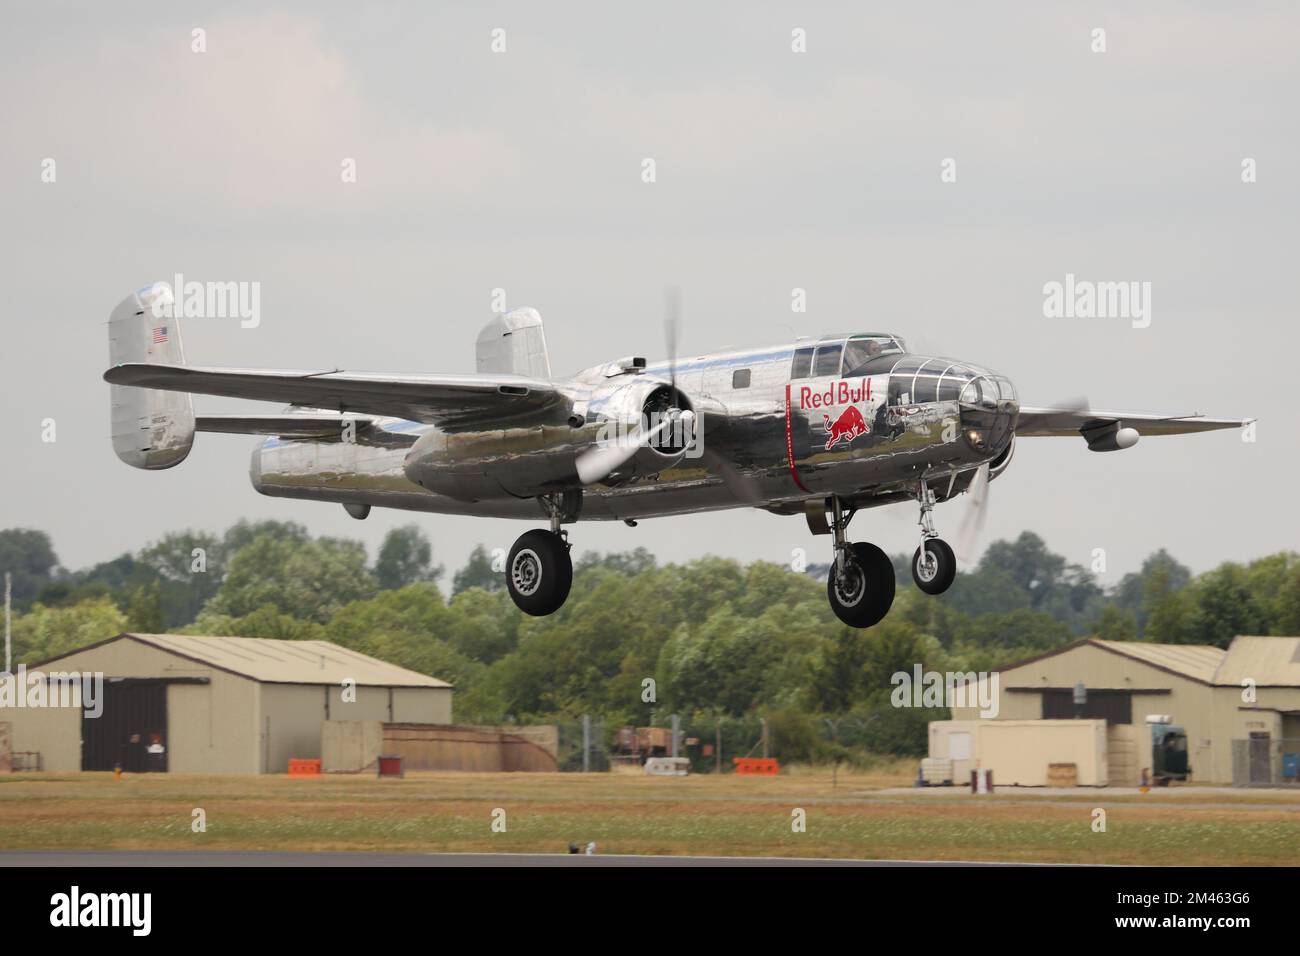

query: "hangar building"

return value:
[941, 636, 1300, 786]
[1, 632, 452, 773]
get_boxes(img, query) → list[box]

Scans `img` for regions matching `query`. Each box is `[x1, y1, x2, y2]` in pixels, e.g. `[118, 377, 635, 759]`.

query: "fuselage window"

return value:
[790, 346, 815, 379]
[732, 368, 751, 389]
[812, 342, 843, 378]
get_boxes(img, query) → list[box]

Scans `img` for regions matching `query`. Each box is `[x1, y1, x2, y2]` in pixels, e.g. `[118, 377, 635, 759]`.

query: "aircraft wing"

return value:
[1016, 406, 1253, 438]
[105, 363, 569, 432]
[196, 413, 378, 437]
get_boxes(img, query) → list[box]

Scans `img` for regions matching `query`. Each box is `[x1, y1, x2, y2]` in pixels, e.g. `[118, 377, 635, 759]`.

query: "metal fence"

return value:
[556, 717, 610, 772]
[1231, 737, 1300, 787]
[554, 711, 929, 774]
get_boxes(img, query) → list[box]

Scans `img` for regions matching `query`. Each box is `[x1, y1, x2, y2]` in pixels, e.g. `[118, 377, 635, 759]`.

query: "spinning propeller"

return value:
[954, 396, 1088, 563]
[574, 287, 763, 504]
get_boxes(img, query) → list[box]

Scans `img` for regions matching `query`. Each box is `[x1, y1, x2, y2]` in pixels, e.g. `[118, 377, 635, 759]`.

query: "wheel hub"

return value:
[511, 548, 543, 596]
[833, 559, 867, 608]
[915, 548, 939, 583]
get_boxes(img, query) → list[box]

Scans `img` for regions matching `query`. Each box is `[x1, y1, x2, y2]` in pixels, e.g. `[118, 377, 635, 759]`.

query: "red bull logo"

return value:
[798, 377, 870, 411]
[823, 405, 869, 450]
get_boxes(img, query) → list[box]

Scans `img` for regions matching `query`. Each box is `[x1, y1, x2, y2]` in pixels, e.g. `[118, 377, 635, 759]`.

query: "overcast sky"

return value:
[1, 1, 1296, 585]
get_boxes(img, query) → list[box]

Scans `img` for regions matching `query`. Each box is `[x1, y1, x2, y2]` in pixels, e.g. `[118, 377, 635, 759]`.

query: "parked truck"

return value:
[1145, 714, 1191, 785]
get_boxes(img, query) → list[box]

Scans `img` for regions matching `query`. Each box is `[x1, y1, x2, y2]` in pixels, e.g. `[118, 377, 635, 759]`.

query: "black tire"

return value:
[506, 530, 573, 616]
[827, 542, 896, 628]
[911, 538, 956, 595]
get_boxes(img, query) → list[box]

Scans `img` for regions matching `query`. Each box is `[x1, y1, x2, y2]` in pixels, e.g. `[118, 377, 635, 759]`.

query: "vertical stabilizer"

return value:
[107, 283, 195, 469]
[475, 307, 552, 380]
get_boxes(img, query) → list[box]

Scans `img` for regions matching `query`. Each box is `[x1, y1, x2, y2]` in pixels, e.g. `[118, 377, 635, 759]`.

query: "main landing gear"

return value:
[910, 478, 956, 595]
[825, 497, 896, 628]
[505, 501, 574, 617]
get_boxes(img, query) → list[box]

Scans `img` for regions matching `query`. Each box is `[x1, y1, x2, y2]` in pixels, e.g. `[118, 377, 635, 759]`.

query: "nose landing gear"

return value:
[911, 478, 956, 595]
[824, 497, 895, 628]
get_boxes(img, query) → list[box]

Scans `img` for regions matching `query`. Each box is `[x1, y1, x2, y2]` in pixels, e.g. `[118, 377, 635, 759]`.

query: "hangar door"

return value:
[82, 680, 168, 772]
[1041, 689, 1132, 724]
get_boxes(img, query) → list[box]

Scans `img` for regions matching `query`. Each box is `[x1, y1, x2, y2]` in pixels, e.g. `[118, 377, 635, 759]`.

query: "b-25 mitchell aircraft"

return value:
[104, 283, 1252, 628]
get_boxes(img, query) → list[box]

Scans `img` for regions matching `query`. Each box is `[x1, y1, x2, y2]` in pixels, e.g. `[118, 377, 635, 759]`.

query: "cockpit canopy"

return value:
[887, 355, 1017, 407]
[791, 333, 906, 379]
[790, 334, 1016, 407]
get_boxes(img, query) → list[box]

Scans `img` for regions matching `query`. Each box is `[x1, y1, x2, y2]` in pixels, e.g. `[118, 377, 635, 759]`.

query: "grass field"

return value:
[3, 765, 1299, 864]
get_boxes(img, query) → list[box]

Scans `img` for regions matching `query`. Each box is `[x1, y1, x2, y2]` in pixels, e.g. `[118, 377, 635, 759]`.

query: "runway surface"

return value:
[0, 850, 1042, 867]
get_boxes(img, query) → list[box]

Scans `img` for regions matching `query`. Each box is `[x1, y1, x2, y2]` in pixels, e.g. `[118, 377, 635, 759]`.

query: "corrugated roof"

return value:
[1093, 640, 1226, 684]
[124, 633, 451, 688]
[1215, 635, 1300, 687]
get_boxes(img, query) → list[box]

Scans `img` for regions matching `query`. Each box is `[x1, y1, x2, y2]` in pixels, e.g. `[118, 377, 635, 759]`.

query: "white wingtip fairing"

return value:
[108, 284, 196, 469]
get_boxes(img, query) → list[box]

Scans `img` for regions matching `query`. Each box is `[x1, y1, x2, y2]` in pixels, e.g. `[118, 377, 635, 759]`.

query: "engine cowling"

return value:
[580, 379, 696, 484]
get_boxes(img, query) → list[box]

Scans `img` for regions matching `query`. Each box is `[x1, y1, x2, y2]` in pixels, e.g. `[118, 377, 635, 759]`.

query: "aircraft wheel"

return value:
[827, 542, 896, 628]
[911, 539, 956, 595]
[506, 530, 573, 616]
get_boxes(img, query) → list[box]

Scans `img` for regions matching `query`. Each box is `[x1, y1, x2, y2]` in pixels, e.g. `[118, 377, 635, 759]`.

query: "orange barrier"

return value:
[288, 758, 321, 777]
[733, 757, 780, 775]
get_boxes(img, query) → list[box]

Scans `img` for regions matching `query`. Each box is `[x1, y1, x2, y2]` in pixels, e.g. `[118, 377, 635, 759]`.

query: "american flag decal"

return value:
[152, 326, 168, 344]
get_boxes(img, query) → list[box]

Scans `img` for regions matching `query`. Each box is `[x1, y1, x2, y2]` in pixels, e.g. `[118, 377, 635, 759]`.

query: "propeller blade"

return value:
[1033, 396, 1090, 415]
[700, 445, 764, 505]
[575, 410, 693, 485]
[954, 462, 990, 563]
[577, 286, 692, 486]
[664, 285, 681, 392]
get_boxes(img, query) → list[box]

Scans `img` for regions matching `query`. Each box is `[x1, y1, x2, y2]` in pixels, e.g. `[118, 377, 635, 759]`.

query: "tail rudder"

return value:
[107, 283, 195, 469]
[475, 307, 551, 379]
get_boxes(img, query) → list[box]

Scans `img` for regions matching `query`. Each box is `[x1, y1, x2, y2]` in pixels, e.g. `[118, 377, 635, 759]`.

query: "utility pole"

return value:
[4, 572, 10, 674]
[582, 714, 591, 773]
[715, 719, 721, 775]
[761, 716, 769, 759]
[670, 713, 680, 759]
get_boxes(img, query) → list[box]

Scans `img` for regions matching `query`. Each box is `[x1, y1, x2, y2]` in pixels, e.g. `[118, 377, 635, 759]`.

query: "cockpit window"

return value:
[841, 335, 905, 377]
[790, 346, 815, 379]
[812, 342, 843, 377]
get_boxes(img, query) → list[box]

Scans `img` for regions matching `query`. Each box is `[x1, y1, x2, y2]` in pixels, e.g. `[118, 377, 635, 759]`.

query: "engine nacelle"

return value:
[402, 377, 696, 500]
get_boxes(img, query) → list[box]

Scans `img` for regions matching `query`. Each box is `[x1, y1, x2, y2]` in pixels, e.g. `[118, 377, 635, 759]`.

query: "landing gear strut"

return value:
[911, 478, 956, 595]
[825, 497, 895, 628]
[505, 498, 575, 616]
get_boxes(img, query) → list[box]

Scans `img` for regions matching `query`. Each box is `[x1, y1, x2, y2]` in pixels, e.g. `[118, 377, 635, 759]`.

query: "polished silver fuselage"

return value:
[250, 342, 1019, 523]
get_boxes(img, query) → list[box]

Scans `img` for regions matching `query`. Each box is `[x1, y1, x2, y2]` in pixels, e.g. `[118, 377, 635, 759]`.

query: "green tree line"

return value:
[3, 524, 1297, 760]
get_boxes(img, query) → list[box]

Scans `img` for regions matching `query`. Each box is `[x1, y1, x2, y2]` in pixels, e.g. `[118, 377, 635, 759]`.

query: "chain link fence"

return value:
[1231, 737, 1300, 787]
[555, 717, 610, 772]
[550, 708, 935, 774]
